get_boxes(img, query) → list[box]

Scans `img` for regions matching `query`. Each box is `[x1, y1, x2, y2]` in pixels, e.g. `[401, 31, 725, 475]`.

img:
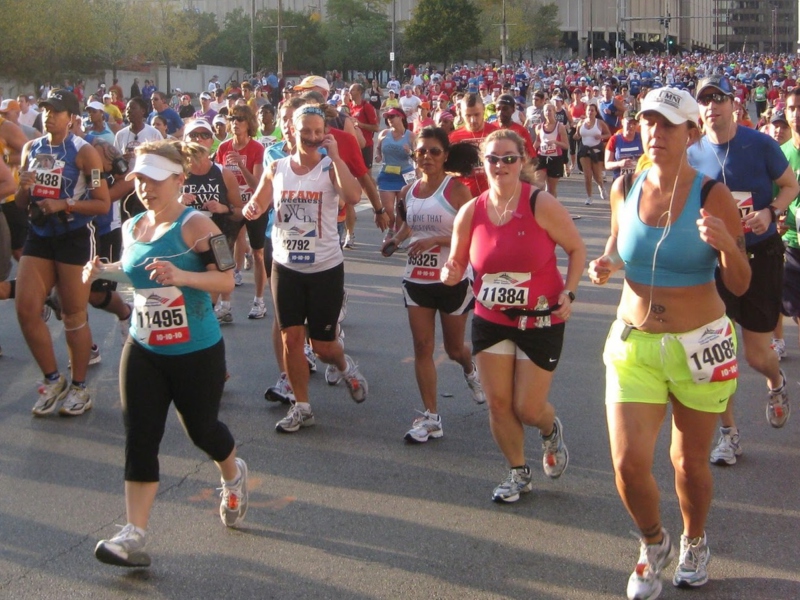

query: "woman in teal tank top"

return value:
[83, 141, 250, 568]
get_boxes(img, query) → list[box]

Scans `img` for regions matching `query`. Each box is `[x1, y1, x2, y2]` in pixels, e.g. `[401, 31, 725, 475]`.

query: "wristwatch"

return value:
[65, 198, 76, 213]
[769, 205, 782, 223]
[564, 290, 576, 302]
[373, 207, 386, 215]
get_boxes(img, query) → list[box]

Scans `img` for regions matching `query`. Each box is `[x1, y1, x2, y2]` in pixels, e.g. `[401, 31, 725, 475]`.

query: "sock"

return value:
[45, 371, 60, 382]
[511, 464, 529, 473]
[254, 296, 263, 304]
[220, 301, 231, 310]
[129, 524, 147, 538]
[295, 401, 311, 410]
[224, 464, 242, 486]
[72, 380, 86, 388]
[542, 421, 558, 440]
[428, 411, 439, 419]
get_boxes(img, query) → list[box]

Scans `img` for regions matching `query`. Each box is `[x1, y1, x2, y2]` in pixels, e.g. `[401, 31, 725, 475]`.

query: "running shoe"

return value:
[766, 369, 790, 428]
[59, 385, 93, 417]
[585, 197, 593, 205]
[673, 533, 711, 588]
[626, 529, 676, 600]
[465, 362, 486, 404]
[342, 354, 368, 402]
[304, 343, 317, 373]
[264, 373, 295, 404]
[771, 338, 786, 361]
[541, 416, 569, 479]
[709, 426, 742, 465]
[599, 185, 607, 201]
[247, 300, 267, 320]
[41, 304, 52, 323]
[275, 402, 315, 433]
[404, 410, 443, 443]
[215, 305, 233, 325]
[343, 233, 355, 249]
[338, 289, 348, 323]
[491, 465, 532, 503]
[243, 252, 253, 271]
[45, 289, 63, 321]
[325, 363, 341, 386]
[69, 344, 101, 368]
[95, 524, 150, 568]
[219, 457, 248, 527]
[32, 374, 68, 416]
[233, 270, 243, 286]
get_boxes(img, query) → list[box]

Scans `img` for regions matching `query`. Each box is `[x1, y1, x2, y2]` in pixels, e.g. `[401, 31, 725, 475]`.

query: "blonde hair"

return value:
[134, 140, 207, 175]
[480, 129, 536, 184]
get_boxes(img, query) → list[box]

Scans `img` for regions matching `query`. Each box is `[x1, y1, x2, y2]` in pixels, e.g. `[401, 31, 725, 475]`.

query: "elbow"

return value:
[726, 271, 751, 297]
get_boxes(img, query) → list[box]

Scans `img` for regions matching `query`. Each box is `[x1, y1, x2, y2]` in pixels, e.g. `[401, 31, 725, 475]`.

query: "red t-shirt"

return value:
[449, 122, 499, 197]
[348, 100, 378, 147]
[500, 122, 537, 159]
[216, 139, 265, 200]
[329, 128, 368, 179]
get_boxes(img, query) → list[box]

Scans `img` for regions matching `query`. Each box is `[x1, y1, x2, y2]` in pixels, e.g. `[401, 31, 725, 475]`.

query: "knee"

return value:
[743, 344, 772, 372]
[442, 340, 466, 362]
[612, 452, 651, 485]
[670, 448, 710, 480]
[63, 310, 89, 332]
[412, 336, 435, 359]
[282, 330, 306, 353]
[253, 249, 264, 261]
[89, 289, 112, 309]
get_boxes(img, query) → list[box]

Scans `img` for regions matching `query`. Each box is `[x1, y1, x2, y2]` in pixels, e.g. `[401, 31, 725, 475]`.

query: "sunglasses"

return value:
[413, 147, 444, 158]
[227, 116, 247, 122]
[484, 154, 523, 165]
[188, 131, 212, 140]
[697, 93, 728, 106]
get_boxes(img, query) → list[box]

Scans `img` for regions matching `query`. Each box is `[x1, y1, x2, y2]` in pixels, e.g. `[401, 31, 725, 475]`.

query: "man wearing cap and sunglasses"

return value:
[688, 74, 800, 465]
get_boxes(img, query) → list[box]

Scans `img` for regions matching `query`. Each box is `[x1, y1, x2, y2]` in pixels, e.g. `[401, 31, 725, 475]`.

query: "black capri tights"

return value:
[120, 338, 234, 482]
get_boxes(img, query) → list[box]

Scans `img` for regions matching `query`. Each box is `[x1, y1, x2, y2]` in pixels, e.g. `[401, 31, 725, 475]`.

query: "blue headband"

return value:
[293, 105, 326, 124]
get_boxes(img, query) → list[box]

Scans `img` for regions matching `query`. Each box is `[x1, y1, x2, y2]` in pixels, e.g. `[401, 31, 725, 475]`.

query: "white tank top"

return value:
[537, 124, 561, 157]
[579, 119, 602, 147]
[272, 155, 342, 273]
[403, 176, 466, 283]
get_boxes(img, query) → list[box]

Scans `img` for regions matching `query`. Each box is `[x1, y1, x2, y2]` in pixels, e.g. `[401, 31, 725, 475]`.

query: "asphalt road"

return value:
[1, 173, 798, 600]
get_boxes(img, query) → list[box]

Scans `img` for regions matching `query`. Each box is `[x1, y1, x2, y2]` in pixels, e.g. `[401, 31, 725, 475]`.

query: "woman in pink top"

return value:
[442, 129, 586, 504]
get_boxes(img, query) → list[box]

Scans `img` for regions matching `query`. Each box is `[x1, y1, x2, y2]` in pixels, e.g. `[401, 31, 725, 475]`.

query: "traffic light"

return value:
[619, 30, 626, 43]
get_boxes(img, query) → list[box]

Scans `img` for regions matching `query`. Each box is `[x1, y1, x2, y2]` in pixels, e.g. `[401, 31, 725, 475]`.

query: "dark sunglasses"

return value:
[227, 116, 247, 122]
[188, 131, 212, 140]
[697, 93, 728, 106]
[413, 147, 444, 158]
[484, 154, 523, 165]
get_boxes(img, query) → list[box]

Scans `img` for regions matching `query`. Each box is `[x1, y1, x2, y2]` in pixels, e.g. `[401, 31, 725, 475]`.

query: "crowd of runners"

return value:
[1, 49, 799, 599]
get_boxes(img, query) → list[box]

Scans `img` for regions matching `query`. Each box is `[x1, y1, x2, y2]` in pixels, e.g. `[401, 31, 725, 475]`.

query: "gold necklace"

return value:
[490, 180, 519, 225]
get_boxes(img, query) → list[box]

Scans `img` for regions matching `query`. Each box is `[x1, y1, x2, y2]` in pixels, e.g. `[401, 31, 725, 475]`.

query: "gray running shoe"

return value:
[275, 402, 315, 433]
[95, 524, 150, 567]
[766, 370, 790, 428]
[404, 410, 443, 443]
[709, 427, 742, 465]
[325, 363, 341, 386]
[541, 417, 569, 478]
[32, 375, 69, 416]
[59, 385, 93, 417]
[673, 533, 711, 588]
[304, 343, 317, 373]
[215, 305, 233, 324]
[219, 457, 249, 527]
[491, 465, 532, 503]
[233, 270, 243, 286]
[264, 374, 295, 404]
[341, 354, 367, 402]
[626, 528, 676, 600]
[247, 300, 267, 319]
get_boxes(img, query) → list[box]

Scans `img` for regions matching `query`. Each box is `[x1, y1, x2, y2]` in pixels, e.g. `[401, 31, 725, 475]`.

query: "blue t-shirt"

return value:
[148, 107, 183, 135]
[688, 125, 789, 247]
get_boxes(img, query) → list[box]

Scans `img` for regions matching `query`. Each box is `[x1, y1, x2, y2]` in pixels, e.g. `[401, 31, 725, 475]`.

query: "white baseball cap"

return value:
[639, 87, 699, 125]
[125, 153, 184, 181]
[86, 100, 104, 111]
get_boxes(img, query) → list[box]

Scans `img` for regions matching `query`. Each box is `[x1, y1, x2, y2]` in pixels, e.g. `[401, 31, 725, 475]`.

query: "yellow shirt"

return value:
[104, 104, 123, 123]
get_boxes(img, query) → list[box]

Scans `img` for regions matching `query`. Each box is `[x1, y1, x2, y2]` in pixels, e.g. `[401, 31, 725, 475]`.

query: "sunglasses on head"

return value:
[228, 116, 247, 122]
[413, 147, 444, 158]
[697, 93, 728, 106]
[484, 154, 522, 165]
[188, 131, 212, 140]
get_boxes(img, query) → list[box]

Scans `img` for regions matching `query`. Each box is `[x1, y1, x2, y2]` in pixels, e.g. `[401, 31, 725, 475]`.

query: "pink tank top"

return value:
[469, 183, 564, 327]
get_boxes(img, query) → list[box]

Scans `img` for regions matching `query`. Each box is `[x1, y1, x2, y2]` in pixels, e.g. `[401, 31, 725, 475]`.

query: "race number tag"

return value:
[277, 220, 317, 264]
[402, 170, 417, 185]
[239, 185, 253, 204]
[478, 271, 531, 309]
[405, 245, 441, 280]
[540, 142, 557, 155]
[731, 191, 754, 233]
[676, 316, 738, 384]
[133, 286, 191, 346]
[32, 170, 64, 199]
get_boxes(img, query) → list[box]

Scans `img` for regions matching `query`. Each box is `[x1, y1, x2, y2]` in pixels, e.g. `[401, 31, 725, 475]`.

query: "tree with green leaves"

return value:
[323, 0, 392, 75]
[404, 0, 482, 67]
[474, 0, 562, 63]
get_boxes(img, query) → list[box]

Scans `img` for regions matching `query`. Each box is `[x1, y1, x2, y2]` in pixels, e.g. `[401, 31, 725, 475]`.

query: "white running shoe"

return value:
[32, 375, 69, 416]
[341, 354, 368, 402]
[264, 373, 295, 404]
[464, 362, 486, 404]
[233, 270, 243, 286]
[673, 533, 711, 588]
[404, 410, 443, 443]
[770, 338, 786, 360]
[709, 426, 742, 465]
[219, 457, 248, 527]
[584, 197, 593, 205]
[541, 417, 569, 479]
[275, 402, 315, 433]
[766, 369, 790, 428]
[215, 305, 233, 325]
[95, 524, 150, 567]
[338, 289, 348, 323]
[343, 234, 355, 249]
[304, 343, 317, 373]
[59, 385, 93, 417]
[247, 300, 267, 320]
[626, 529, 676, 600]
[325, 363, 341, 386]
[491, 466, 532, 503]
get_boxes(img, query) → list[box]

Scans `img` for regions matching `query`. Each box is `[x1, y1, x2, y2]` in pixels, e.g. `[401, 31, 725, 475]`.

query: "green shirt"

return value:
[780, 139, 800, 248]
